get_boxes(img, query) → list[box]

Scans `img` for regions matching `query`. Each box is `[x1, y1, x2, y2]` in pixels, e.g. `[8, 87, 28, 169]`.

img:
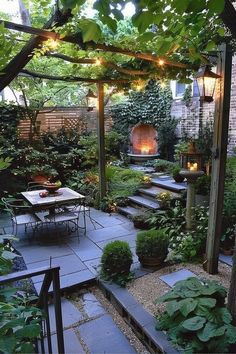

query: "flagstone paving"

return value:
[0, 208, 151, 292]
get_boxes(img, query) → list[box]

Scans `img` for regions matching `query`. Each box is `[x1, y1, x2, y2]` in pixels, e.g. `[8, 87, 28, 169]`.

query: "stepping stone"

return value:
[152, 178, 187, 192]
[68, 237, 103, 261]
[44, 328, 85, 354]
[87, 225, 129, 242]
[48, 298, 84, 333]
[117, 206, 140, 218]
[128, 195, 160, 209]
[78, 314, 136, 353]
[81, 292, 106, 318]
[139, 186, 181, 199]
[219, 254, 233, 266]
[159, 269, 196, 287]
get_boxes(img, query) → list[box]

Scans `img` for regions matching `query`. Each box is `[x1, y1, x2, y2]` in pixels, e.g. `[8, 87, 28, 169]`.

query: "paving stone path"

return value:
[45, 292, 137, 354]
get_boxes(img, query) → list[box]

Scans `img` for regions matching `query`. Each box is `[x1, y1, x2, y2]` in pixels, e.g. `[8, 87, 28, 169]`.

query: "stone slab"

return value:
[87, 224, 130, 242]
[78, 314, 136, 353]
[18, 243, 73, 264]
[128, 195, 160, 209]
[44, 328, 85, 354]
[84, 258, 101, 275]
[92, 215, 124, 227]
[128, 304, 154, 327]
[34, 269, 96, 294]
[117, 206, 140, 218]
[48, 298, 84, 333]
[81, 292, 106, 318]
[96, 233, 137, 250]
[152, 178, 186, 192]
[27, 254, 87, 283]
[219, 253, 233, 266]
[159, 269, 196, 287]
[68, 237, 103, 261]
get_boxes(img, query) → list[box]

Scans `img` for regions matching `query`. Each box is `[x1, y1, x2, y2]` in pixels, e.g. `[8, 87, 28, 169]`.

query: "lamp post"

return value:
[180, 141, 204, 230]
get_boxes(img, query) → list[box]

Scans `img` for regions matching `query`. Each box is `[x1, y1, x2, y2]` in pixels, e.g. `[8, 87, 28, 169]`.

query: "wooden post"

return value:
[97, 82, 106, 201]
[205, 43, 232, 274]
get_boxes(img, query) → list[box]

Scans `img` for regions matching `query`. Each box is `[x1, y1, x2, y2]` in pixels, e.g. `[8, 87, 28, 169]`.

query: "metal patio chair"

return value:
[2, 197, 40, 237]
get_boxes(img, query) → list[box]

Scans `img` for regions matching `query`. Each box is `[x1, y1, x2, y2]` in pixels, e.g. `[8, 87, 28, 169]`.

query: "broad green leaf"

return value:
[15, 324, 41, 339]
[217, 27, 225, 36]
[179, 298, 198, 317]
[182, 316, 206, 331]
[0, 336, 16, 354]
[79, 20, 102, 42]
[205, 40, 216, 51]
[18, 342, 35, 354]
[208, 0, 225, 14]
[166, 300, 180, 316]
[101, 15, 117, 32]
[60, 0, 85, 10]
[197, 322, 220, 342]
[173, 0, 189, 14]
[132, 11, 154, 33]
[198, 297, 216, 308]
[226, 324, 236, 344]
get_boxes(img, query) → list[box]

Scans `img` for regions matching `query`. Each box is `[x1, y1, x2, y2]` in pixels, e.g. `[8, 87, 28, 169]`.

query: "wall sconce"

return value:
[85, 89, 97, 111]
[195, 65, 221, 102]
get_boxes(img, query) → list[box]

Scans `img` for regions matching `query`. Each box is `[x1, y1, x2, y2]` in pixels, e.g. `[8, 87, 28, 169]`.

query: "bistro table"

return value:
[21, 187, 86, 236]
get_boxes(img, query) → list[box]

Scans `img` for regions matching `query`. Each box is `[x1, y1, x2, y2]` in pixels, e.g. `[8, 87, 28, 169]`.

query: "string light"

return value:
[95, 58, 102, 65]
[158, 59, 165, 66]
[46, 39, 58, 50]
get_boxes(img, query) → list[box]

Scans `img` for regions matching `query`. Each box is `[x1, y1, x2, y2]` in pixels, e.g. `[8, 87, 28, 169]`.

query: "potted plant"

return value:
[136, 229, 169, 267]
[101, 240, 133, 285]
[132, 212, 152, 229]
[156, 191, 171, 209]
[220, 226, 235, 255]
[172, 166, 185, 183]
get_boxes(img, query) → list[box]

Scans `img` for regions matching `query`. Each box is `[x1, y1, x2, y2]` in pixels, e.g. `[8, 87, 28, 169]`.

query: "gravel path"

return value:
[127, 262, 232, 317]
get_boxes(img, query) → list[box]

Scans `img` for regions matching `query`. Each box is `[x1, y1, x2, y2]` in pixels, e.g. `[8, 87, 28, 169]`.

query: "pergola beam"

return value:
[45, 52, 149, 76]
[0, 20, 191, 70]
[19, 69, 130, 84]
[0, 11, 72, 91]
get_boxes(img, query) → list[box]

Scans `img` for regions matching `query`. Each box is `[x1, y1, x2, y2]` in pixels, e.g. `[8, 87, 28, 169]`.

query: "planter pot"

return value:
[138, 254, 167, 268]
[220, 247, 234, 256]
[133, 220, 150, 230]
[173, 174, 185, 183]
[31, 174, 49, 183]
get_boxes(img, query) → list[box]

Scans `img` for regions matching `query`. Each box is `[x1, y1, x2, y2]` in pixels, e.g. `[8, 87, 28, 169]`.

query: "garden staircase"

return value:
[117, 174, 186, 219]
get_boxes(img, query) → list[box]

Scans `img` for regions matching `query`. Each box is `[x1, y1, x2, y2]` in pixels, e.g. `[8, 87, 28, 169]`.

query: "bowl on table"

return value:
[43, 183, 60, 194]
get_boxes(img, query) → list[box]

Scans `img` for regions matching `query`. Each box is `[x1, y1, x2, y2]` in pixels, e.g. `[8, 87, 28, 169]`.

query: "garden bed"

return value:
[127, 261, 231, 318]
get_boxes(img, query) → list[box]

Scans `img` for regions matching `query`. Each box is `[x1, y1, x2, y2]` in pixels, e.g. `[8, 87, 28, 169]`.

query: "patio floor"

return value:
[1, 208, 151, 292]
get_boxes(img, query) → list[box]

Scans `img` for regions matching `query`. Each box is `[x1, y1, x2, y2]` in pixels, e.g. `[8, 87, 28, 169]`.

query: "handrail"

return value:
[0, 265, 65, 354]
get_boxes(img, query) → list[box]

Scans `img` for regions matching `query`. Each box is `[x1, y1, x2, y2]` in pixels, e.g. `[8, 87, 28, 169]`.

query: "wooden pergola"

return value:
[1, 0, 236, 279]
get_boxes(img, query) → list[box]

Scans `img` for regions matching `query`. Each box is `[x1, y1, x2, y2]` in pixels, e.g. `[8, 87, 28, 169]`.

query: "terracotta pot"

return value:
[222, 248, 233, 256]
[133, 220, 150, 230]
[31, 174, 49, 183]
[138, 254, 166, 268]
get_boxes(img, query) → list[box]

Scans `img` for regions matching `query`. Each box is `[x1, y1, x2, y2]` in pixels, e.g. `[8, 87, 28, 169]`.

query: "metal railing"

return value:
[0, 265, 65, 354]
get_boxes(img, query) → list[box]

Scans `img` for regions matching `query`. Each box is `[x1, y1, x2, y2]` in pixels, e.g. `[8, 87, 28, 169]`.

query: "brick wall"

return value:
[18, 106, 113, 139]
[171, 55, 236, 153]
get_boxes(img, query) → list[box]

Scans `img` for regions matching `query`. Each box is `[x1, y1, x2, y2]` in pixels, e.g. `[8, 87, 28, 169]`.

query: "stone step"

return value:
[152, 178, 187, 192]
[117, 206, 141, 218]
[128, 195, 160, 210]
[139, 186, 182, 200]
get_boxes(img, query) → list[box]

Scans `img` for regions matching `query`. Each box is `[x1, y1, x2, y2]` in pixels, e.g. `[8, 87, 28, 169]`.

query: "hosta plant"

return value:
[157, 277, 236, 353]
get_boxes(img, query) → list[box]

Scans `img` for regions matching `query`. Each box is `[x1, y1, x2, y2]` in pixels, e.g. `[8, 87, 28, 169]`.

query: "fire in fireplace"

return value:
[130, 123, 158, 155]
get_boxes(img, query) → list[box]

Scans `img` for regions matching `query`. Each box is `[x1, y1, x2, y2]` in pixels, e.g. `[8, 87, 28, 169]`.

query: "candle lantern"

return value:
[195, 65, 221, 103]
[85, 89, 97, 111]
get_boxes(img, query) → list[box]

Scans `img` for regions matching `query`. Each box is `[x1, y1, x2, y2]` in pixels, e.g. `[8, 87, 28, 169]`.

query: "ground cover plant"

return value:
[157, 277, 236, 353]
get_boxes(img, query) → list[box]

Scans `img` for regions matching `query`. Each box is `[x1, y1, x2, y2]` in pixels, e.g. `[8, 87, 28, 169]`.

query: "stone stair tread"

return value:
[139, 186, 181, 199]
[117, 206, 141, 217]
[152, 178, 187, 192]
[128, 195, 160, 209]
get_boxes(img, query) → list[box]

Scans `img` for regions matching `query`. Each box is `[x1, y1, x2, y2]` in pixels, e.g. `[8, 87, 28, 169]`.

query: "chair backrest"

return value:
[27, 182, 45, 191]
[2, 198, 31, 217]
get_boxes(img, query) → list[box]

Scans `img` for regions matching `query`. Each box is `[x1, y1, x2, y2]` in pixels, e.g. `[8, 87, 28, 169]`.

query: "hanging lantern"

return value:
[85, 89, 97, 111]
[195, 65, 221, 103]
